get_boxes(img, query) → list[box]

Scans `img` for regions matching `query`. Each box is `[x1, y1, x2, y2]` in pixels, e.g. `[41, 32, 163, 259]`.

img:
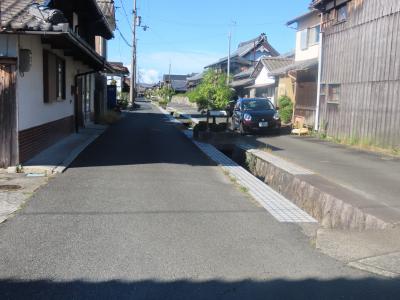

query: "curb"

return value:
[22, 128, 107, 175]
[52, 133, 102, 174]
[348, 261, 400, 279]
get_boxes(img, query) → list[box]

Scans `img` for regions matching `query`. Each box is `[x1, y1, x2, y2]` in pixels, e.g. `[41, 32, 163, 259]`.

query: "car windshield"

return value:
[242, 99, 274, 111]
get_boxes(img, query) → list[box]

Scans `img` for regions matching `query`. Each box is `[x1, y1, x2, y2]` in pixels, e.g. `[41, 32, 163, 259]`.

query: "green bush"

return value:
[278, 96, 293, 124]
[159, 86, 175, 103]
[187, 69, 233, 111]
[118, 92, 129, 109]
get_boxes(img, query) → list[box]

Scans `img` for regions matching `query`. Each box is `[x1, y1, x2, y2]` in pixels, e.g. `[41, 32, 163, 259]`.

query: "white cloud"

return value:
[139, 68, 161, 84]
[108, 50, 223, 83]
[139, 51, 223, 77]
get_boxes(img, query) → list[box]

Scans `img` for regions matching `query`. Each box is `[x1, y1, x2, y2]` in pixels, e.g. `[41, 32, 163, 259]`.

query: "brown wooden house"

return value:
[312, 0, 400, 148]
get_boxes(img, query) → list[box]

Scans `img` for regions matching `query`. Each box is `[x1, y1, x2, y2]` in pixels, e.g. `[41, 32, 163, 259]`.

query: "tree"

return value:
[158, 85, 175, 103]
[187, 69, 233, 111]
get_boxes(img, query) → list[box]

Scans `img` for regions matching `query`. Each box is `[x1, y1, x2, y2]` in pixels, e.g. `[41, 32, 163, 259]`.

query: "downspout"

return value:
[314, 13, 324, 131]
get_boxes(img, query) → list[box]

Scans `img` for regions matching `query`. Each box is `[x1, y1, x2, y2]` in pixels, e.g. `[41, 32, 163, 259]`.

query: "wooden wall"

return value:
[0, 61, 17, 168]
[296, 82, 317, 126]
[320, 0, 400, 148]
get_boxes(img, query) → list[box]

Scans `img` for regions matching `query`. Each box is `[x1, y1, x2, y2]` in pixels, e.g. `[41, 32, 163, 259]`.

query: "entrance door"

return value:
[0, 60, 17, 168]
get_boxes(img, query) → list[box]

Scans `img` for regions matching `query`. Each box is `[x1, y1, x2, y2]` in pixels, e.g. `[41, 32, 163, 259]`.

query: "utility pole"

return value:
[129, 0, 137, 104]
[315, 13, 324, 131]
[227, 21, 236, 85]
[227, 30, 231, 85]
[168, 62, 171, 88]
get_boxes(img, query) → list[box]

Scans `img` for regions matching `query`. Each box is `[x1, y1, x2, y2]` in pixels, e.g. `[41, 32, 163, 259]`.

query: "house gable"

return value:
[205, 33, 280, 70]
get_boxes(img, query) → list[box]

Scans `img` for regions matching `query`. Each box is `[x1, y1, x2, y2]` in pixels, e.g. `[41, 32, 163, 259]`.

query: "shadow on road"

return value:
[0, 278, 399, 299]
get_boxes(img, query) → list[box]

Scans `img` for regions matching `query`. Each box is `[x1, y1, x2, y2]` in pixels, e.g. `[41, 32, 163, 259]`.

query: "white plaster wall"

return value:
[17, 35, 89, 130]
[255, 67, 275, 85]
[295, 12, 320, 62]
[295, 32, 319, 62]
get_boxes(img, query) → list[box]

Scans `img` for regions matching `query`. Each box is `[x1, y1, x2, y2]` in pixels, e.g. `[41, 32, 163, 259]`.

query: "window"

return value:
[56, 57, 66, 100]
[328, 84, 340, 104]
[308, 25, 320, 46]
[300, 29, 308, 50]
[300, 25, 320, 50]
[337, 4, 348, 22]
[242, 99, 274, 111]
[43, 50, 66, 103]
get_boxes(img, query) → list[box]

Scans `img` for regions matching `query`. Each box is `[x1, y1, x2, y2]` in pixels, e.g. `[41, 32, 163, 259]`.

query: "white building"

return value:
[0, 0, 115, 167]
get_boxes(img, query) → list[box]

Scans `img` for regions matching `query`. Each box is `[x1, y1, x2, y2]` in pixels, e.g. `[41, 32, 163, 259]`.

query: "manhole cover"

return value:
[0, 185, 22, 191]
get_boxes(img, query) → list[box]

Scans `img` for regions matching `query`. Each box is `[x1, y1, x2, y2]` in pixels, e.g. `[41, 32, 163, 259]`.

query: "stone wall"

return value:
[234, 146, 390, 231]
[170, 95, 197, 108]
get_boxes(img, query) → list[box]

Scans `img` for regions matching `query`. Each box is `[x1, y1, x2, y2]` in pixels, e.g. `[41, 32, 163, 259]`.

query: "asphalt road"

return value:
[0, 101, 399, 299]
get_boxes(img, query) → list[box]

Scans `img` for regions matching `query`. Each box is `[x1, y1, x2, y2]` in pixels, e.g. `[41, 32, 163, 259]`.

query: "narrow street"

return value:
[0, 101, 398, 299]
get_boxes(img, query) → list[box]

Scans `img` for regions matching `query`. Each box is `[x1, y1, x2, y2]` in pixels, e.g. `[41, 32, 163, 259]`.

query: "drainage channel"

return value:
[183, 131, 317, 224]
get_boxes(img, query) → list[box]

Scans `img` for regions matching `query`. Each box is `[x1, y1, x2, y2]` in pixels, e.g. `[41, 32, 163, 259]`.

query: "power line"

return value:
[155, 18, 287, 28]
[116, 26, 132, 47]
[118, 0, 133, 31]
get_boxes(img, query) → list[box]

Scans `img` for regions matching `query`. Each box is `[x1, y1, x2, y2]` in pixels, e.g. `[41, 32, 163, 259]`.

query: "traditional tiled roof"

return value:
[187, 72, 204, 82]
[108, 62, 130, 75]
[262, 57, 294, 72]
[270, 58, 318, 76]
[205, 33, 280, 68]
[0, 0, 114, 38]
[250, 57, 293, 79]
[230, 78, 255, 88]
[163, 74, 189, 82]
[234, 67, 254, 79]
[0, 1, 66, 31]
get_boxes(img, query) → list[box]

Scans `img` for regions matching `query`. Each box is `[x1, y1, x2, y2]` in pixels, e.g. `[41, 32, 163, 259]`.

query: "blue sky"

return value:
[108, 0, 312, 83]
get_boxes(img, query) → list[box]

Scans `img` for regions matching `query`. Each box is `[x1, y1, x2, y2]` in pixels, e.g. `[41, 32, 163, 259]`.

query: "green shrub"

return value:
[159, 86, 175, 103]
[118, 92, 129, 109]
[187, 69, 233, 111]
[278, 96, 293, 124]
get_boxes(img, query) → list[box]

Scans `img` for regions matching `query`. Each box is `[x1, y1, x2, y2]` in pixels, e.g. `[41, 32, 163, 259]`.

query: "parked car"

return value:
[231, 98, 281, 135]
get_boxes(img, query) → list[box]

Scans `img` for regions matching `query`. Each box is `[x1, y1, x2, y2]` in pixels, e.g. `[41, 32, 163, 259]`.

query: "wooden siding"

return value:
[0, 61, 17, 168]
[295, 82, 317, 126]
[320, 0, 400, 148]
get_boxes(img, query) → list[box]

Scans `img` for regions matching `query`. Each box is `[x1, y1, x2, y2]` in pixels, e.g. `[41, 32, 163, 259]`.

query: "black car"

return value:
[231, 98, 281, 135]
